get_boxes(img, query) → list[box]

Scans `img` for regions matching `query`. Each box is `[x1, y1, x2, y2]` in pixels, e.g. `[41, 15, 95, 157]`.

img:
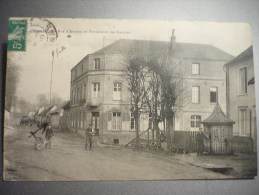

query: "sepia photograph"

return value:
[3, 18, 257, 181]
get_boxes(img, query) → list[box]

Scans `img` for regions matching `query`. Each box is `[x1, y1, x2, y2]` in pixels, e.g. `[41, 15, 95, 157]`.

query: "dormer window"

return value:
[94, 58, 100, 70]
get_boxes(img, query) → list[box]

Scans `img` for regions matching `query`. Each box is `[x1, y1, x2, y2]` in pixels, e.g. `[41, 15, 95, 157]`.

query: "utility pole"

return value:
[49, 50, 54, 105]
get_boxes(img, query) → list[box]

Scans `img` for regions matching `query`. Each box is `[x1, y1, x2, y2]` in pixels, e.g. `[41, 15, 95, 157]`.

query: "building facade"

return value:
[50, 101, 71, 131]
[38, 105, 57, 124]
[70, 35, 233, 144]
[225, 46, 257, 152]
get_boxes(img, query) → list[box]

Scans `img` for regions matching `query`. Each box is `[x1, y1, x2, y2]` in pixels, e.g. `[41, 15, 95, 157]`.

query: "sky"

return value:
[8, 18, 252, 104]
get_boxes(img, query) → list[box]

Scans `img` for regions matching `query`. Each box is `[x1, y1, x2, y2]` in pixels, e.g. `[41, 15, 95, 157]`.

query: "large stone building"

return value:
[70, 34, 233, 144]
[225, 46, 257, 152]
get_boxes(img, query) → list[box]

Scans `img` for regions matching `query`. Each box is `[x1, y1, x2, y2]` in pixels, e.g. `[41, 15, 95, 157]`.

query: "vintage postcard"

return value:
[3, 18, 257, 181]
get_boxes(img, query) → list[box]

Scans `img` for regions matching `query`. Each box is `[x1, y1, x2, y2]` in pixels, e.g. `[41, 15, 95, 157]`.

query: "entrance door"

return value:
[91, 112, 99, 136]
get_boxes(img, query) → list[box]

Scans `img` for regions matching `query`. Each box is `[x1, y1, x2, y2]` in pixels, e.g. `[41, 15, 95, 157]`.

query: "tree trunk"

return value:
[154, 119, 159, 140]
[151, 124, 155, 144]
[134, 106, 140, 148]
[166, 116, 174, 151]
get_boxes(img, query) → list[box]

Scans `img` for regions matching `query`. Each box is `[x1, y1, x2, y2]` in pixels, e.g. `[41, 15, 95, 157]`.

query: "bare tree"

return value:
[125, 40, 187, 150]
[160, 57, 182, 144]
[5, 59, 20, 111]
[17, 98, 35, 116]
[124, 54, 149, 147]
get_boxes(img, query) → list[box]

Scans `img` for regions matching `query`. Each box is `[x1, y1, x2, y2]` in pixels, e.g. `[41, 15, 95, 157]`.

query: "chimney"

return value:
[170, 29, 176, 51]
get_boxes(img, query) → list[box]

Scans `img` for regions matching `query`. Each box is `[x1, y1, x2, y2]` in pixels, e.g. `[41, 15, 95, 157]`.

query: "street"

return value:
[4, 125, 233, 181]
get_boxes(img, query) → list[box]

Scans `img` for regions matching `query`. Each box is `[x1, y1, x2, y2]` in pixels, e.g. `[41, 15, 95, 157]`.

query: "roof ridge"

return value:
[225, 45, 253, 65]
[72, 39, 234, 70]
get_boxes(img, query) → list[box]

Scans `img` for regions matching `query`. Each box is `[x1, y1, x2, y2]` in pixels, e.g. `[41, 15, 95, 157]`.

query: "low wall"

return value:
[231, 136, 254, 154]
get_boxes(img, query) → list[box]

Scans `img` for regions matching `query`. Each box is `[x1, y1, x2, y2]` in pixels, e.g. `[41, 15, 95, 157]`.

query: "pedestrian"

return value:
[44, 125, 54, 149]
[85, 124, 94, 150]
[41, 121, 49, 134]
[196, 128, 209, 156]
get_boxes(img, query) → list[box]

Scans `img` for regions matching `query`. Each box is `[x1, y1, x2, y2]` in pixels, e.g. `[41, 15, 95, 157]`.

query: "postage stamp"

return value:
[8, 19, 27, 51]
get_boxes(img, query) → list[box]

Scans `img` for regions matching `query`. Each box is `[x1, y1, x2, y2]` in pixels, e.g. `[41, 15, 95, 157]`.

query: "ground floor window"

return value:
[81, 111, 84, 129]
[130, 113, 135, 130]
[112, 112, 121, 130]
[239, 108, 249, 136]
[71, 112, 75, 128]
[77, 111, 80, 129]
[191, 115, 201, 128]
[92, 112, 100, 130]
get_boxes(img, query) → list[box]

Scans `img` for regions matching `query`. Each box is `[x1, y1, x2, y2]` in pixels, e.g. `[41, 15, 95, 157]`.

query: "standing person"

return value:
[196, 128, 209, 156]
[44, 125, 54, 149]
[85, 124, 94, 150]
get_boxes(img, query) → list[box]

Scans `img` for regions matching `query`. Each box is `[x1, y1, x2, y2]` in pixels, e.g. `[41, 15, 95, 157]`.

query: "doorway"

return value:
[91, 112, 99, 136]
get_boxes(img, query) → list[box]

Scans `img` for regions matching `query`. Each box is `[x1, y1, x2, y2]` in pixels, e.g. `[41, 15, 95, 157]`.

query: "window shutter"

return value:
[126, 113, 130, 121]
[246, 109, 251, 136]
[122, 112, 130, 121]
[108, 112, 112, 121]
[122, 113, 126, 121]
[107, 112, 112, 130]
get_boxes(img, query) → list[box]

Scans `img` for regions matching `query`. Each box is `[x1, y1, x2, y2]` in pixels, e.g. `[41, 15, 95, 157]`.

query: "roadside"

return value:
[4, 124, 252, 181]
[173, 152, 257, 178]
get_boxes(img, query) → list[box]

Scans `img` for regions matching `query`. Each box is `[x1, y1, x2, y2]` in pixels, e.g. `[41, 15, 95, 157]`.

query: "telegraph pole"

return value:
[49, 50, 54, 105]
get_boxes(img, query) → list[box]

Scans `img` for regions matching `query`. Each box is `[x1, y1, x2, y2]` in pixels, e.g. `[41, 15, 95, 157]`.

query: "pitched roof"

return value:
[94, 39, 233, 61]
[225, 45, 253, 66]
[50, 101, 70, 114]
[63, 101, 70, 109]
[38, 105, 55, 116]
[202, 103, 235, 124]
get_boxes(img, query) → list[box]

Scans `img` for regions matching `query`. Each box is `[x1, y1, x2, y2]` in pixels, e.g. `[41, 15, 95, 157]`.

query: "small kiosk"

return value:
[202, 103, 235, 154]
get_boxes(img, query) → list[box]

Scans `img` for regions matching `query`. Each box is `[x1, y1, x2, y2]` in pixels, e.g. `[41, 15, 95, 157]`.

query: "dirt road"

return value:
[3, 125, 231, 181]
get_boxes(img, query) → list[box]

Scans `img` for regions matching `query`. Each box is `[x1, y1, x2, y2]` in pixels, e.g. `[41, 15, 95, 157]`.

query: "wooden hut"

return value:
[202, 103, 235, 154]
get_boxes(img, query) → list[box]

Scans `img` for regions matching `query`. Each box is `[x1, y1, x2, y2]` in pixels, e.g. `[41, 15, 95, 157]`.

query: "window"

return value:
[191, 115, 201, 128]
[130, 113, 135, 130]
[112, 112, 121, 130]
[80, 85, 83, 100]
[77, 111, 80, 129]
[77, 87, 79, 103]
[192, 63, 200, 75]
[94, 58, 100, 70]
[71, 90, 74, 105]
[75, 88, 77, 104]
[92, 82, 100, 98]
[79, 111, 82, 129]
[239, 108, 249, 136]
[75, 69, 77, 79]
[113, 82, 122, 100]
[81, 64, 83, 74]
[192, 86, 200, 104]
[239, 67, 247, 94]
[84, 84, 87, 99]
[73, 90, 75, 104]
[71, 112, 74, 127]
[210, 87, 218, 103]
